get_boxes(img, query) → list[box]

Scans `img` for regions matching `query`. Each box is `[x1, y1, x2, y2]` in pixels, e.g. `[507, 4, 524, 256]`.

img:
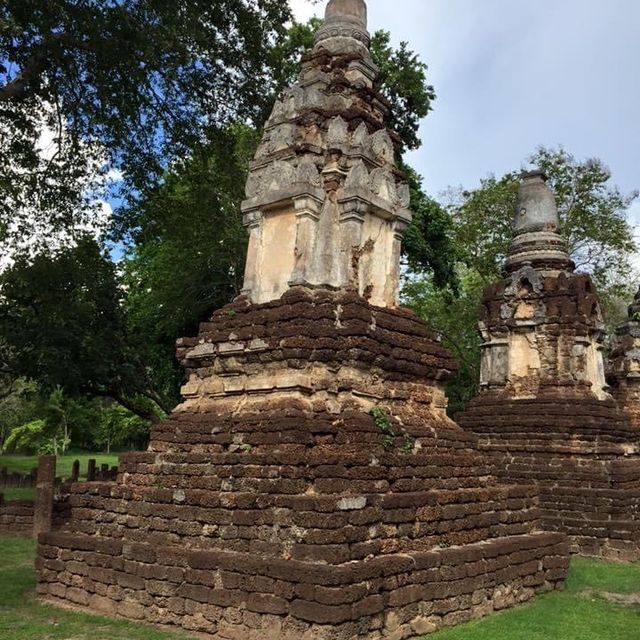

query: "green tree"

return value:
[0, 378, 39, 451]
[452, 147, 638, 284]
[401, 162, 458, 289]
[96, 404, 150, 454]
[403, 268, 485, 415]
[2, 419, 47, 455]
[119, 126, 255, 406]
[0, 237, 169, 421]
[370, 30, 435, 152]
[0, 0, 292, 251]
[42, 387, 72, 456]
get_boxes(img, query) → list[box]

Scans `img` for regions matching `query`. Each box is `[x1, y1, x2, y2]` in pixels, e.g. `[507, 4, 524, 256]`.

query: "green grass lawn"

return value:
[0, 453, 121, 480]
[1, 487, 35, 501]
[0, 538, 194, 640]
[424, 557, 640, 640]
[0, 536, 638, 640]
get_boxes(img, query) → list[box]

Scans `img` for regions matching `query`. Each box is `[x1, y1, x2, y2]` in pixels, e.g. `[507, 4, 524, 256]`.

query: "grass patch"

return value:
[566, 557, 640, 595]
[0, 453, 121, 480]
[1, 488, 35, 501]
[429, 557, 640, 640]
[1, 536, 638, 640]
[0, 537, 196, 640]
[429, 591, 639, 640]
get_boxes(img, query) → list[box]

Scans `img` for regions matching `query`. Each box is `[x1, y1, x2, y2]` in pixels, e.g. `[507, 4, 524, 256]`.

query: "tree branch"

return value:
[0, 33, 95, 102]
[101, 390, 163, 425]
[0, 54, 48, 101]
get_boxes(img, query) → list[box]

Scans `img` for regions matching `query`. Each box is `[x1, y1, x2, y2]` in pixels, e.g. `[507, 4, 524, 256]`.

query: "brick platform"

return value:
[459, 393, 640, 561]
[36, 289, 570, 639]
[38, 531, 567, 639]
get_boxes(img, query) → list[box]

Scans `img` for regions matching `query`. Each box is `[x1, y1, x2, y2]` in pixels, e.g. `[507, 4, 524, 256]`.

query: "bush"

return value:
[2, 420, 48, 455]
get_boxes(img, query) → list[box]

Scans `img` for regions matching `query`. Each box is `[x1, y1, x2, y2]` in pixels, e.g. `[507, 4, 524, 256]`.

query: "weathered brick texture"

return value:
[459, 393, 640, 561]
[0, 497, 34, 535]
[37, 290, 569, 638]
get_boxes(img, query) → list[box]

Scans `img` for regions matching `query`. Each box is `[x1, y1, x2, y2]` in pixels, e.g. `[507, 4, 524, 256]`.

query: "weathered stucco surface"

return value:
[240, 0, 411, 307]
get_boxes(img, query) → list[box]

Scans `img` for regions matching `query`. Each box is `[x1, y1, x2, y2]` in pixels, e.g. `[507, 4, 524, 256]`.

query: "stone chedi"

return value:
[36, 2, 569, 639]
[478, 171, 608, 399]
[609, 287, 640, 428]
[241, 0, 410, 307]
[459, 173, 640, 561]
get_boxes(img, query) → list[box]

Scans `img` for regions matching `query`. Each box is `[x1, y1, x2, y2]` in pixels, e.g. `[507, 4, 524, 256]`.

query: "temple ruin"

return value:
[35, 1, 570, 638]
[459, 172, 640, 561]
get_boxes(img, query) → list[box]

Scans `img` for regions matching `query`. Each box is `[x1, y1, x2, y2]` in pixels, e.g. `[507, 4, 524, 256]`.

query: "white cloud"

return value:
[290, 0, 322, 23]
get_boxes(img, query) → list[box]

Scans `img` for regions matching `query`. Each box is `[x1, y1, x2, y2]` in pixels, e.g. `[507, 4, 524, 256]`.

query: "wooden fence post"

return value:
[33, 455, 56, 538]
[71, 460, 80, 483]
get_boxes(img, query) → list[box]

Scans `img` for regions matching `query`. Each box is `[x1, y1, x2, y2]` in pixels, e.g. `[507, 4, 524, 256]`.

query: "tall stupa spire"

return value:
[314, 0, 369, 54]
[240, 0, 410, 307]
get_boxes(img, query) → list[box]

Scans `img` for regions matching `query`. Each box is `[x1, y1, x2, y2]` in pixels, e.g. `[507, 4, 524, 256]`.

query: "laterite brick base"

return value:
[460, 393, 640, 561]
[38, 531, 567, 639]
[0, 497, 34, 535]
[37, 289, 570, 638]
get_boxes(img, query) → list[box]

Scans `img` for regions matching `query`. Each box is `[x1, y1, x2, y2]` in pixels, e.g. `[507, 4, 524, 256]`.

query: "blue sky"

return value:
[292, 0, 640, 225]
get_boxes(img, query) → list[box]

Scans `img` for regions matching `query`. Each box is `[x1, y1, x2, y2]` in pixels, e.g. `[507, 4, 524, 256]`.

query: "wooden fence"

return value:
[0, 459, 118, 489]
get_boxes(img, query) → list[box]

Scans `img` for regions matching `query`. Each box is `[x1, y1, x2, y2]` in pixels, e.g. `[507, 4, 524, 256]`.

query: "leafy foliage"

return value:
[0, 378, 39, 449]
[95, 404, 150, 454]
[403, 269, 486, 415]
[118, 126, 254, 405]
[0, 0, 292, 255]
[2, 419, 47, 455]
[0, 237, 168, 421]
[0, 99, 108, 265]
[0, 0, 292, 184]
[400, 162, 459, 289]
[370, 31, 435, 152]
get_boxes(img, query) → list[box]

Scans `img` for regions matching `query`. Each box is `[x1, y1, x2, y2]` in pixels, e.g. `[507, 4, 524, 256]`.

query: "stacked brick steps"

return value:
[37, 289, 570, 639]
[38, 530, 567, 639]
[0, 498, 34, 535]
[56, 452, 540, 557]
[460, 395, 640, 561]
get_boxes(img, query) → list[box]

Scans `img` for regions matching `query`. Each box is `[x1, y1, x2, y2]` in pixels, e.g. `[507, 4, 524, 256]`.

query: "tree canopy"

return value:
[0, 0, 292, 255]
[0, 237, 169, 422]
